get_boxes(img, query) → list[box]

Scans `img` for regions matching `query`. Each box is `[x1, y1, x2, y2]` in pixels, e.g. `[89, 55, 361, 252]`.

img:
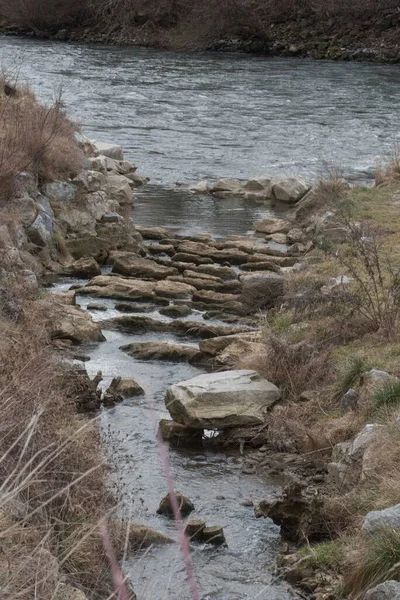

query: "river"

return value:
[1, 35, 400, 192]
[12, 34, 399, 599]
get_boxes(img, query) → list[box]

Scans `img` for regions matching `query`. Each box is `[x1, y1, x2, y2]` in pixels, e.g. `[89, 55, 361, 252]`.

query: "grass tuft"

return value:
[372, 381, 400, 411]
[337, 356, 372, 397]
[344, 528, 400, 597]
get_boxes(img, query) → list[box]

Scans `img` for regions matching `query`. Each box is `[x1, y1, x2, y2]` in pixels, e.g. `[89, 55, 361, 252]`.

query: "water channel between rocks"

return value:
[51, 273, 297, 600]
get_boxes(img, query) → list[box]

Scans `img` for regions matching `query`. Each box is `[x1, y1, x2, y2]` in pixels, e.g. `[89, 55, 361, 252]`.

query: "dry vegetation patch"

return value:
[0, 289, 129, 599]
[0, 79, 81, 201]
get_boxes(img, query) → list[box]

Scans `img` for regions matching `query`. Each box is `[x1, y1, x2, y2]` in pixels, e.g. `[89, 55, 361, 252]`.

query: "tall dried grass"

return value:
[0, 79, 82, 202]
[0, 287, 130, 599]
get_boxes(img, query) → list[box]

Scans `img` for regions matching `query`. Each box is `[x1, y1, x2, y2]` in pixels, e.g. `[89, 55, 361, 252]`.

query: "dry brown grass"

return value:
[247, 329, 333, 401]
[0, 79, 82, 202]
[0, 286, 131, 599]
[376, 154, 400, 186]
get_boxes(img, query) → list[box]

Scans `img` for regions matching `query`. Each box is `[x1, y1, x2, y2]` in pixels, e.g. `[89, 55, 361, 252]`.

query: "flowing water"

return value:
[1, 36, 400, 192]
[50, 283, 296, 600]
[13, 34, 400, 598]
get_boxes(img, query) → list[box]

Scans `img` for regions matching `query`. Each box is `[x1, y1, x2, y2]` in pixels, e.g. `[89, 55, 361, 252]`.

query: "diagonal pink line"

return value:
[144, 387, 200, 600]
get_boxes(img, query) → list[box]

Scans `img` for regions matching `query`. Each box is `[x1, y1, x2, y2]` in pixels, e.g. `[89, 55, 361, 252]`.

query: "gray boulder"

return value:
[210, 178, 242, 194]
[165, 369, 280, 429]
[106, 174, 134, 205]
[43, 181, 77, 203]
[93, 141, 124, 161]
[74, 170, 107, 193]
[27, 197, 54, 247]
[112, 253, 178, 280]
[64, 257, 101, 279]
[363, 504, 400, 535]
[273, 177, 310, 204]
[365, 581, 400, 599]
[340, 388, 359, 413]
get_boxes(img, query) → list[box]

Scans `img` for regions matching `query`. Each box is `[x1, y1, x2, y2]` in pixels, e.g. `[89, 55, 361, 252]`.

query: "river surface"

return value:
[1, 35, 400, 190]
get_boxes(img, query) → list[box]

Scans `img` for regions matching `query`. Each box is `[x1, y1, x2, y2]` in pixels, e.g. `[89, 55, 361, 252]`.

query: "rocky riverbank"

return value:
[1, 9, 400, 63]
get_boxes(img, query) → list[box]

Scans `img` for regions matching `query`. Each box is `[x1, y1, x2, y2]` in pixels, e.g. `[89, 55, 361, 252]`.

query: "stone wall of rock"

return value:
[0, 136, 147, 290]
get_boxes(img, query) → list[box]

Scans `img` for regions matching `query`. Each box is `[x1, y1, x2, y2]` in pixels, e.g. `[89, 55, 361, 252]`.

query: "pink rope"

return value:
[101, 389, 200, 599]
[145, 388, 200, 600]
[101, 523, 131, 600]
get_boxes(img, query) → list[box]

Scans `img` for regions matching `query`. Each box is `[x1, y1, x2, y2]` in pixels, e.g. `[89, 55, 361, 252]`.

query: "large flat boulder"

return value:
[40, 300, 105, 344]
[112, 254, 178, 280]
[121, 342, 199, 363]
[165, 370, 280, 429]
[80, 275, 155, 301]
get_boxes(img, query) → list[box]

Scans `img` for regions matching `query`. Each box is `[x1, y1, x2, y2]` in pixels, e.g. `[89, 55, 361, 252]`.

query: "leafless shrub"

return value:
[318, 217, 400, 337]
[0, 79, 82, 202]
[257, 331, 332, 401]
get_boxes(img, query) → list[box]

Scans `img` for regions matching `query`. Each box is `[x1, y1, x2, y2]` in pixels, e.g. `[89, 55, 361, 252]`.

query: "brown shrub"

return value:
[0, 80, 82, 202]
[250, 332, 333, 401]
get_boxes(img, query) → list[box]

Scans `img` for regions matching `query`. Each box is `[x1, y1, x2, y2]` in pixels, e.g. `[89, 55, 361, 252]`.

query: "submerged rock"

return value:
[157, 491, 195, 518]
[185, 521, 226, 545]
[159, 305, 193, 318]
[87, 302, 108, 311]
[158, 419, 203, 446]
[254, 218, 291, 235]
[210, 178, 243, 194]
[185, 520, 206, 540]
[114, 302, 154, 313]
[165, 370, 280, 429]
[120, 342, 199, 362]
[202, 525, 226, 545]
[106, 376, 144, 400]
